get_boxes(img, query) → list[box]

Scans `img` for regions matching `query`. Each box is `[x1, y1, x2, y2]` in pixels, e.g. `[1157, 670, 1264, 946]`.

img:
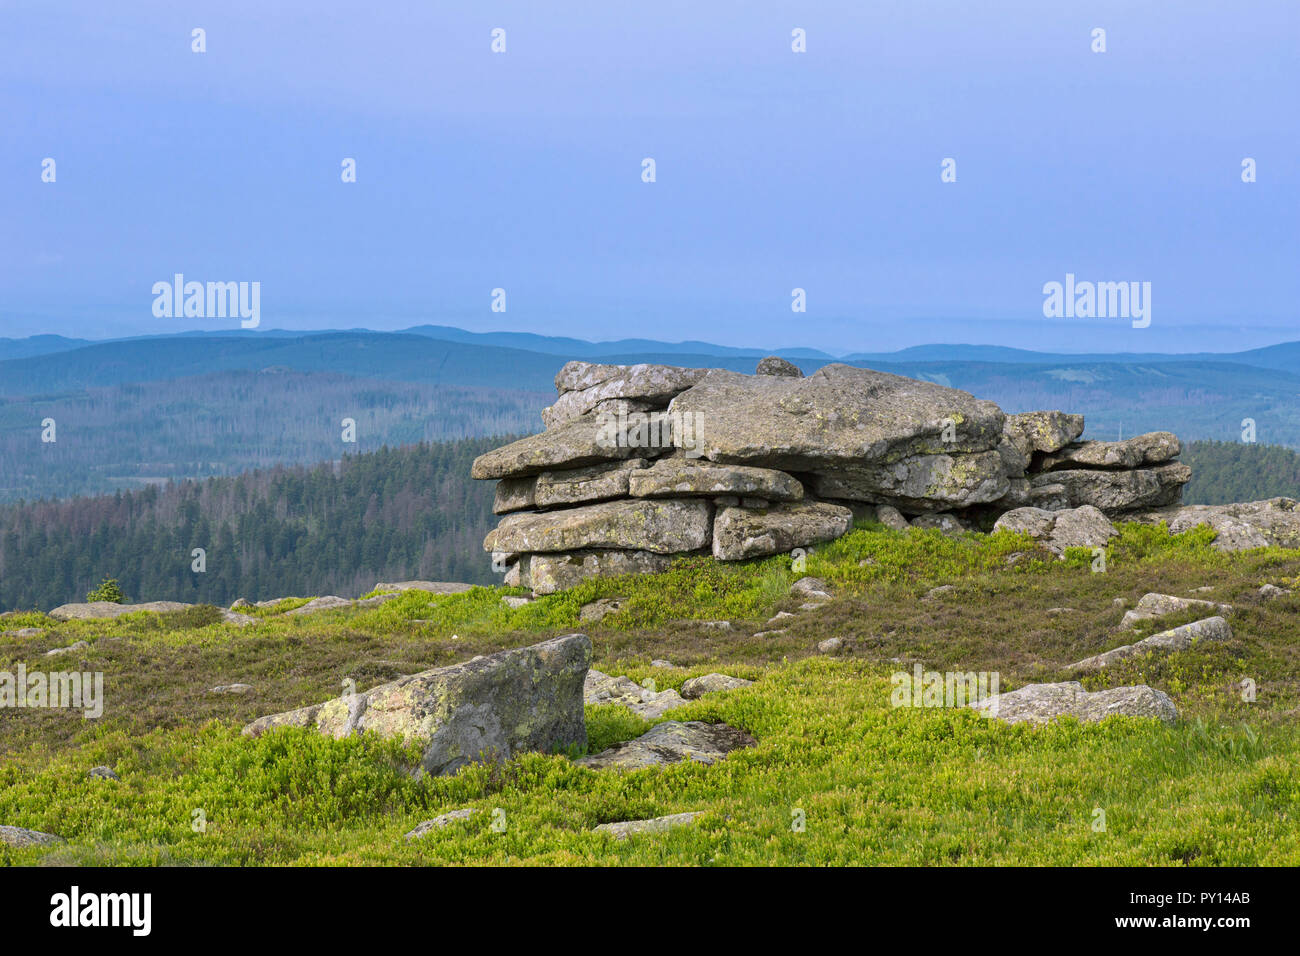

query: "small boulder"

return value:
[210, 683, 253, 695]
[755, 356, 803, 377]
[576, 721, 756, 770]
[579, 598, 625, 624]
[992, 505, 1117, 555]
[404, 809, 477, 839]
[87, 766, 120, 782]
[285, 595, 353, 616]
[594, 811, 701, 839]
[680, 673, 753, 699]
[970, 681, 1178, 725]
[44, 641, 89, 657]
[0, 825, 64, 847]
[1119, 593, 1233, 629]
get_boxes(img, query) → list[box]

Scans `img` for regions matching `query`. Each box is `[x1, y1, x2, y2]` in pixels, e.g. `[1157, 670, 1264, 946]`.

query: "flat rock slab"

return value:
[545, 362, 710, 425]
[0, 825, 64, 847]
[594, 811, 701, 840]
[1039, 432, 1181, 471]
[1120, 593, 1233, 629]
[244, 634, 591, 777]
[533, 459, 650, 509]
[810, 450, 1009, 513]
[712, 501, 852, 560]
[471, 413, 647, 480]
[374, 581, 476, 595]
[47, 600, 191, 621]
[576, 720, 756, 770]
[681, 673, 753, 699]
[628, 458, 803, 502]
[529, 550, 672, 595]
[1028, 463, 1190, 514]
[493, 498, 713, 555]
[970, 681, 1178, 725]
[1071, 616, 1232, 673]
[671, 364, 1005, 474]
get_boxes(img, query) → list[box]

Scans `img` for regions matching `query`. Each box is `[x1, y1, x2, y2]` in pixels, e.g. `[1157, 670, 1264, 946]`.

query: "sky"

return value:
[1, 0, 1296, 354]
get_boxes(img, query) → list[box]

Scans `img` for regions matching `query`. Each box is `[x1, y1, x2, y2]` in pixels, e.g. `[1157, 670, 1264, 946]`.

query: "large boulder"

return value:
[1125, 498, 1300, 551]
[243, 634, 591, 777]
[0, 825, 64, 847]
[1039, 432, 1182, 471]
[533, 459, 650, 508]
[969, 681, 1178, 725]
[491, 499, 713, 555]
[992, 505, 1117, 555]
[670, 364, 1006, 474]
[529, 550, 673, 595]
[1069, 616, 1232, 673]
[712, 501, 853, 560]
[576, 720, 756, 770]
[628, 458, 803, 502]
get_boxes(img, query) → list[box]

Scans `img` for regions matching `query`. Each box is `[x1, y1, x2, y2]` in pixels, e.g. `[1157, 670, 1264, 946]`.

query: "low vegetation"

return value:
[2, 519, 1298, 865]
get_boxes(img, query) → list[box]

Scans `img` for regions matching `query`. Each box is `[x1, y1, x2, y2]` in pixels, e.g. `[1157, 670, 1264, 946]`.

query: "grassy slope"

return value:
[1, 521, 1298, 866]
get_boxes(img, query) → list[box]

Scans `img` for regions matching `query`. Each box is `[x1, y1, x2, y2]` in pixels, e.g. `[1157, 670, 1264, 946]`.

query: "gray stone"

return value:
[493, 475, 537, 514]
[0, 825, 64, 848]
[87, 766, 120, 781]
[285, 595, 352, 616]
[47, 600, 191, 621]
[44, 641, 89, 657]
[1028, 463, 1190, 514]
[680, 673, 753, 699]
[404, 809, 477, 839]
[1070, 616, 1232, 673]
[244, 634, 591, 777]
[583, 669, 686, 719]
[373, 581, 476, 596]
[1119, 592, 1233, 629]
[493, 499, 713, 555]
[210, 683, 253, 694]
[1003, 411, 1086, 459]
[875, 504, 911, 531]
[1259, 583, 1291, 600]
[909, 512, 971, 536]
[221, 610, 258, 626]
[529, 550, 673, 595]
[628, 458, 803, 502]
[810, 450, 1009, 513]
[541, 396, 662, 431]
[579, 597, 625, 624]
[970, 681, 1178, 725]
[594, 811, 701, 839]
[712, 501, 853, 560]
[755, 356, 803, 377]
[576, 720, 756, 770]
[791, 576, 831, 600]
[1, 628, 44, 638]
[817, 637, 844, 654]
[992, 505, 1117, 555]
[501, 596, 533, 609]
[544, 363, 711, 424]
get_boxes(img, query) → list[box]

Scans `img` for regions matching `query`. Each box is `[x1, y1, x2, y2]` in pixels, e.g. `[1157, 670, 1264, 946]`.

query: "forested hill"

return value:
[0, 437, 511, 613]
[1181, 441, 1300, 505]
[1, 437, 1297, 613]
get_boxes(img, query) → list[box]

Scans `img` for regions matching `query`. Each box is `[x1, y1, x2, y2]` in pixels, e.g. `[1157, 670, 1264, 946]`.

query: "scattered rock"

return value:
[210, 683, 253, 695]
[87, 766, 120, 781]
[594, 811, 701, 839]
[244, 634, 591, 777]
[579, 598, 626, 624]
[910, 513, 971, 536]
[790, 577, 831, 600]
[1070, 617, 1233, 673]
[583, 669, 685, 719]
[1, 627, 44, 638]
[1127, 498, 1300, 551]
[44, 641, 89, 657]
[816, 637, 843, 654]
[230, 598, 252, 610]
[1119, 593, 1233, 629]
[1045, 607, 1075, 617]
[576, 721, 756, 770]
[501, 596, 533, 609]
[680, 673, 753, 699]
[766, 611, 795, 625]
[924, 585, 956, 600]
[651, 659, 674, 668]
[285, 595, 353, 616]
[0, 825, 64, 848]
[875, 505, 911, 531]
[970, 681, 1178, 725]
[752, 629, 787, 638]
[221, 610, 258, 626]
[1259, 583, 1292, 600]
[700, 620, 732, 630]
[404, 809, 477, 839]
[355, 593, 402, 609]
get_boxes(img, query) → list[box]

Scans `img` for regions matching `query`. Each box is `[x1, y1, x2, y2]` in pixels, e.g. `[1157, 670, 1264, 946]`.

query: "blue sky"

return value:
[2, 0, 1296, 353]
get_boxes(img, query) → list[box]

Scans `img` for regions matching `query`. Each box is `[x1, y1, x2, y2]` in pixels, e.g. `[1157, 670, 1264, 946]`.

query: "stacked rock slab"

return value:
[472, 358, 1192, 593]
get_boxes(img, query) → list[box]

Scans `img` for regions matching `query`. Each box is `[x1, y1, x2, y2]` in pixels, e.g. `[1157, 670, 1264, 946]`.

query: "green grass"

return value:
[2, 520, 1298, 865]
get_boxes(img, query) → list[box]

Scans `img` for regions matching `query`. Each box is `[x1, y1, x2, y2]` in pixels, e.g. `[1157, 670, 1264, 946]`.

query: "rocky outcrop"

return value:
[969, 681, 1179, 725]
[244, 634, 590, 776]
[47, 600, 191, 621]
[1119, 593, 1233, 629]
[472, 359, 1195, 592]
[1125, 498, 1300, 552]
[0, 825, 64, 847]
[680, 673, 753, 699]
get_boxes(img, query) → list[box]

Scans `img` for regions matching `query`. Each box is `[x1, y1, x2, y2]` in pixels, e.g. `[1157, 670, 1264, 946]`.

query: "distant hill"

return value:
[1181, 441, 1300, 505]
[0, 437, 509, 612]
